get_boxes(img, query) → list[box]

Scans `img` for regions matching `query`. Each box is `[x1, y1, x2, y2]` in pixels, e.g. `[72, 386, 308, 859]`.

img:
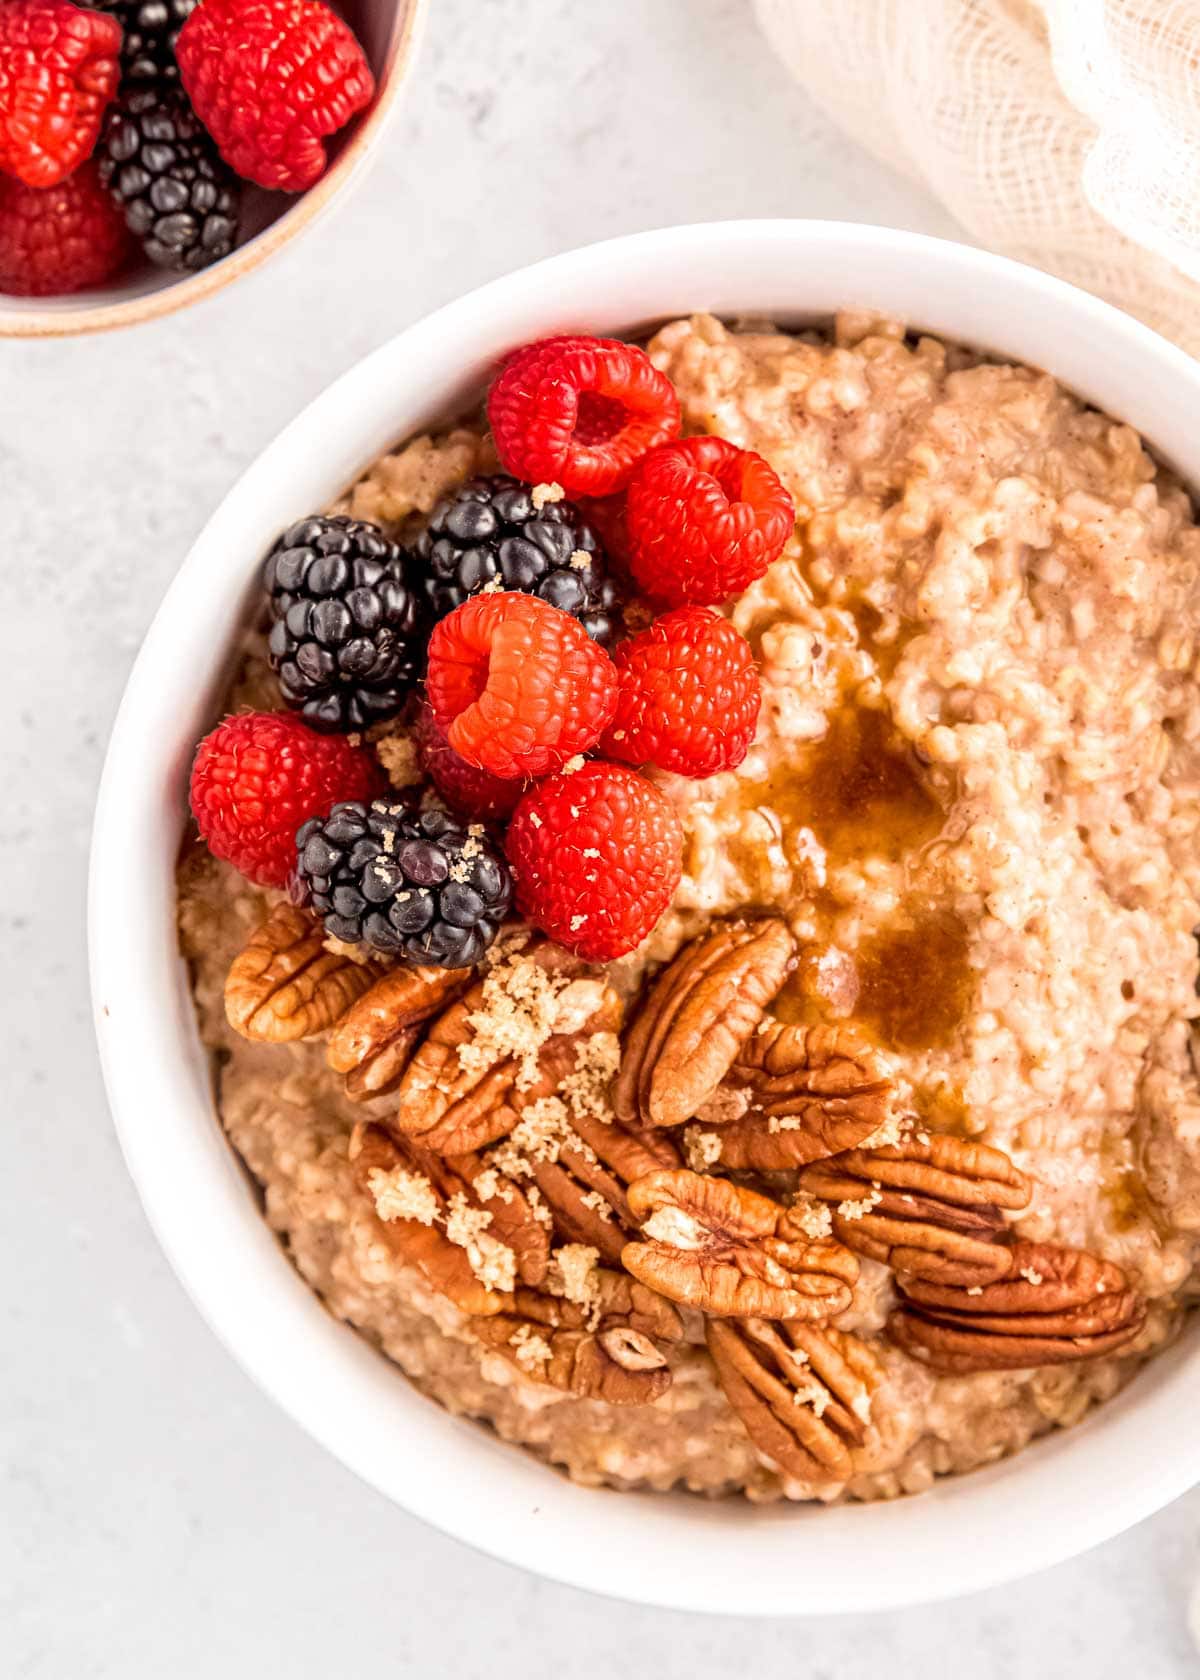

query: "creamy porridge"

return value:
[177, 312, 1200, 1501]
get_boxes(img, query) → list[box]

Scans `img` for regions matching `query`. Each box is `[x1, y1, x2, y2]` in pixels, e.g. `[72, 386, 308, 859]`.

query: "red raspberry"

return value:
[413, 697, 522, 822]
[506, 763, 683, 960]
[189, 711, 381, 888]
[625, 436, 795, 606]
[426, 592, 618, 781]
[0, 159, 132, 294]
[177, 0, 374, 192]
[488, 335, 680, 498]
[600, 607, 760, 778]
[0, 0, 121, 188]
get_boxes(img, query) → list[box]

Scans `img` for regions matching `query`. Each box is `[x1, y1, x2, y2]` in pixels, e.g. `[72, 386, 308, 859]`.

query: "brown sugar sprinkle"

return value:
[458, 944, 604, 1087]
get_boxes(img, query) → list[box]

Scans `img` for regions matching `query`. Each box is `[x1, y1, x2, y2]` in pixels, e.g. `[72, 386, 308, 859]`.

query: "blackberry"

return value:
[98, 0, 198, 81]
[414, 475, 620, 644]
[293, 800, 512, 968]
[264, 515, 426, 734]
[98, 83, 239, 272]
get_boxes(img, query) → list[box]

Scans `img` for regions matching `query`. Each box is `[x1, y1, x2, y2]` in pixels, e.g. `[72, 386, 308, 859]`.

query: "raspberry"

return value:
[189, 711, 381, 887]
[506, 763, 683, 961]
[0, 0, 122, 188]
[425, 592, 618, 781]
[487, 335, 680, 498]
[0, 159, 132, 294]
[624, 436, 795, 606]
[600, 607, 760, 778]
[413, 699, 522, 823]
[176, 0, 374, 192]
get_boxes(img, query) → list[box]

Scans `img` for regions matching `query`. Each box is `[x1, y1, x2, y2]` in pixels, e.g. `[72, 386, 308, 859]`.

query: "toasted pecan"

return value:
[800, 1133, 1031, 1285]
[392, 943, 623, 1155]
[622, 1168, 858, 1320]
[350, 1124, 548, 1315]
[328, 965, 471, 1099]
[888, 1240, 1146, 1372]
[612, 919, 796, 1129]
[474, 1269, 684, 1404]
[708, 1020, 896, 1170]
[707, 1317, 882, 1483]
[521, 1103, 681, 1265]
[448, 1147, 552, 1290]
[225, 904, 385, 1042]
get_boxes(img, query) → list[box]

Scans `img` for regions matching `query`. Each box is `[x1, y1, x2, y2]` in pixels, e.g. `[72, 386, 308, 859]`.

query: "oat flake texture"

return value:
[756, 0, 1200, 354]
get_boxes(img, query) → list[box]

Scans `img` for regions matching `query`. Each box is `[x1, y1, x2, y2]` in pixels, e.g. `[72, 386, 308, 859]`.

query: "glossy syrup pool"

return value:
[852, 911, 973, 1051]
[756, 704, 943, 863]
[751, 698, 975, 1054]
[1105, 1165, 1174, 1241]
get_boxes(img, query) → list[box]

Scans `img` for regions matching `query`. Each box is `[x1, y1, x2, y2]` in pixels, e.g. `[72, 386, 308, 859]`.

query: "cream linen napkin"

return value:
[755, 0, 1200, 356]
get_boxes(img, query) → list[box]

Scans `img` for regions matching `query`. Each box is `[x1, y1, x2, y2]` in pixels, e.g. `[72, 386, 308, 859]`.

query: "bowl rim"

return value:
[90, 219, 1200, 1614]
[0, 0, 427, 340]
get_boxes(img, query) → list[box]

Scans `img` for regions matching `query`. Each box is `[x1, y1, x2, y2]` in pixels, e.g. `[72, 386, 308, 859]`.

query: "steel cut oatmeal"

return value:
[177, 312, 1200, 1501]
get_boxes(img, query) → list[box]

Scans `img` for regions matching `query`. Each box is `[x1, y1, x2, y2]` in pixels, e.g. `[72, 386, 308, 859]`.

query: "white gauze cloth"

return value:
[755, 0, 1200, 355]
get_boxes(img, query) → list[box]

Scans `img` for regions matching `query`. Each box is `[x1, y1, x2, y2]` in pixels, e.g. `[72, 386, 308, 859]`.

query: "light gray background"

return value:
[6, 1, 1198, 1673]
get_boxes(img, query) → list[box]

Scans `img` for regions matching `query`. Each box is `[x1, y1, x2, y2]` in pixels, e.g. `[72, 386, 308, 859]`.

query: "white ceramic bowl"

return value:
[0, 0, 425, 339]
[90, 221, 1200, 1614]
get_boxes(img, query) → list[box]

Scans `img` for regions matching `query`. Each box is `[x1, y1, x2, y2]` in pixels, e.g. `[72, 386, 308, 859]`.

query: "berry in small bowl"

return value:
[0, 0, 420, 334]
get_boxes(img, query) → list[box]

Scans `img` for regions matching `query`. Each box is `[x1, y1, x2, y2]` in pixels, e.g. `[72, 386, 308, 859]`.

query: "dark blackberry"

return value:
[98, 0, 198, 81]
[414, 475, 620, 644]
[98, 83, 239, 272]
[264, 515, 427, 734]
[293, 800, 512, 968]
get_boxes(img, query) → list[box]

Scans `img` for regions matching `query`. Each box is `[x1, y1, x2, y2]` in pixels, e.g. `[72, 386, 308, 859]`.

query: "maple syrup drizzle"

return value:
[756, 699, 973, 1052]
[757, 703, 943, 864]
[853, 912, 973, 1052]
[1105, 1165, 1172, 1241]
[847, 601, 918, 683]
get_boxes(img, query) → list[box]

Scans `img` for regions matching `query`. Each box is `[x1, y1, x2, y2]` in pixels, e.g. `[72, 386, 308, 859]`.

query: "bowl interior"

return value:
[90, 221, 1200, 1613]
[0, 0, 421, 336]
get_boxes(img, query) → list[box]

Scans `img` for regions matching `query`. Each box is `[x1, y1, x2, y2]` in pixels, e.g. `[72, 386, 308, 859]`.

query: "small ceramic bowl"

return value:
[0, 0, 424, 338]
[90, 221, 1200, 1613]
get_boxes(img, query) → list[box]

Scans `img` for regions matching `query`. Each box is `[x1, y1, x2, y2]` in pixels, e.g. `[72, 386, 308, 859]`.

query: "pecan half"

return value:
[328, 965, 471, 1099]
[707, 1317, 882, 1483]
[225, 904, 386, 1042]
[888, 1240, 1146, 1372]
[800, 1134, 1031, 1285]
[350, 1124, 548, 1315]
[612, 919, 796, 1129]
[516, 1082, 682, 1265]
[706, 1021, 897, 1170]
[450, 1146, 552, 1290]
[393, 943, 623, 1155]
[623, 1169, 858, 1320]
[474, 1268, 684, 1404]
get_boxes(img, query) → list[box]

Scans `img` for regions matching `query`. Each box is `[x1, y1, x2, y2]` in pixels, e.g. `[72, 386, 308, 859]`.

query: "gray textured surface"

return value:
[5, 0, 1198, 1673]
